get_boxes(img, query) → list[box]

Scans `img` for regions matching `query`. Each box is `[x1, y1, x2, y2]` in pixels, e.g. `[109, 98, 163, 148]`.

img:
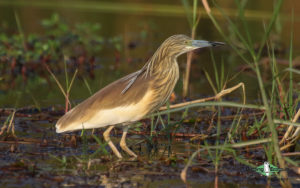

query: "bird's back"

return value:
[56, 70, 154, 133]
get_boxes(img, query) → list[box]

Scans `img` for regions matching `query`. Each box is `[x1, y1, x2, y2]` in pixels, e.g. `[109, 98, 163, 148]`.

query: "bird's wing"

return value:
[121, 69, 143, 94]
[56, 69, 152, 132]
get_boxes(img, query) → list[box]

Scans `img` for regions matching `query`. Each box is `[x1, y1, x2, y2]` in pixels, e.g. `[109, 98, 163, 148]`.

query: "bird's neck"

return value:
[142, 50, 179, 112]
[144, 48, 178, 77]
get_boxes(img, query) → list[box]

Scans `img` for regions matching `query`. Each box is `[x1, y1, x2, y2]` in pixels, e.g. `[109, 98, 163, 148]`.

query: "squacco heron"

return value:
[56, 34, 224, 159]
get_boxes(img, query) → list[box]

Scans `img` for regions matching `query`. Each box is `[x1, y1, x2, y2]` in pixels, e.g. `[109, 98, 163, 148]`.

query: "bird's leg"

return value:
[103, 125, 122, 159]
[120, 126, 137, 158]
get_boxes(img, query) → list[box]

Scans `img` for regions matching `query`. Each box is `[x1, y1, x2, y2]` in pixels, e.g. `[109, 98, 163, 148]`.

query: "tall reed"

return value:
[181, 0, 201, 97]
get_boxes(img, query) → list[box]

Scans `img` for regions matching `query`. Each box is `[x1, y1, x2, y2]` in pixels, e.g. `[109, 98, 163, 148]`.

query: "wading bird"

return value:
[56, 34, 224, 159]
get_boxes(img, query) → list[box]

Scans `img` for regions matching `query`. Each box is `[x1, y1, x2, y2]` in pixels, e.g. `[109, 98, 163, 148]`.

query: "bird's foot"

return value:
[120, 141, 137, 158]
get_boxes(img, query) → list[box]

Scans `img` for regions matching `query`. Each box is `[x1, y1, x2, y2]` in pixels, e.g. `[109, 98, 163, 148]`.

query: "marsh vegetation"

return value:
[0, 0, 299, 187]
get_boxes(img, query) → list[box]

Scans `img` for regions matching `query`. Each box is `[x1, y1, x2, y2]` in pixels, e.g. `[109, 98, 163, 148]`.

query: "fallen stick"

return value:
[160, 82, 245, 111]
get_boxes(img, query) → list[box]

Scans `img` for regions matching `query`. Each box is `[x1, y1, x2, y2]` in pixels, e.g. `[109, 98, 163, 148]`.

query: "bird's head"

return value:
[160, 34, 224, 58]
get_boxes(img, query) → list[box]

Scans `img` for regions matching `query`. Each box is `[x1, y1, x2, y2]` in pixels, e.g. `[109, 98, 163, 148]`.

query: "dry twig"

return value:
[0, 109, 16, 137]
[160, 82, 245, 111]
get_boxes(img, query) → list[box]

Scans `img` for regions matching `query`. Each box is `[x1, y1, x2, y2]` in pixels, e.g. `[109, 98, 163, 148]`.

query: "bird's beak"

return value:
[191, 40, 225, 48]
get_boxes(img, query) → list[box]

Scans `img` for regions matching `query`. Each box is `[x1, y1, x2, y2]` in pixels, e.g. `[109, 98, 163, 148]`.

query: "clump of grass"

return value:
[43, 57, 78, 113]
[279, 11, 300, 145]
[49, 154, 67, 168]
[80, 129, 110, 166]
[50, 130, 109, 171]
[179, 0, 296, 186]
[0, 78, 23, 138]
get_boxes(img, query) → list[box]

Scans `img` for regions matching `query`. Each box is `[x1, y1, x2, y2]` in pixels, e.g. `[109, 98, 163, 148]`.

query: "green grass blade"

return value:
[152, 101, 265, 117]
[192, 0, 198, 26]
[273, 119, 300, 127]
[14, 10, 26, 49]
[284, 157, 298, 166]
[285, 68, 300, 75]
[64, 57, 69, 91]
[210, 50, 219, 91]
[67, 69, 78, 93]
[83, 77, 93, 95]
[288, 10, 294, 115]
[204, 69, 217, 94]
